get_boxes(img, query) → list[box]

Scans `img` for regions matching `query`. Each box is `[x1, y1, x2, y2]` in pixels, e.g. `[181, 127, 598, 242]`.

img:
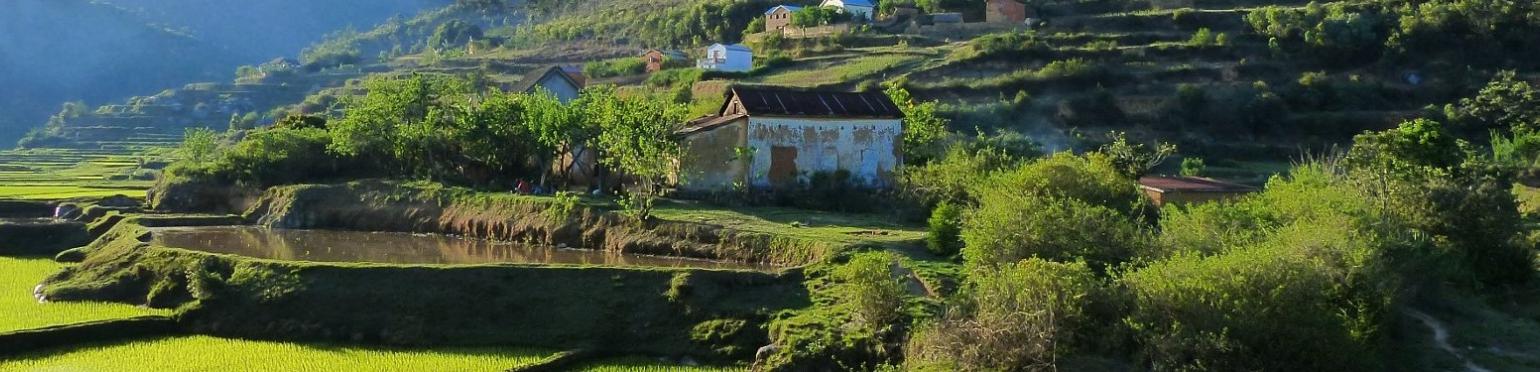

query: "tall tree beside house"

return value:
[586, 87, 688, 221]
[885, 84, 950, 163]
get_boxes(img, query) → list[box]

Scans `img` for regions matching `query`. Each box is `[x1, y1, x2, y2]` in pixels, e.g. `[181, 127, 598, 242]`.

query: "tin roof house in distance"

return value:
[820, 0, 876, 21]
[509, 65, 585, 103]
[1138, 176, 1257, 207]
[697, 43, 753, 73]
[675, 86, 905, 191]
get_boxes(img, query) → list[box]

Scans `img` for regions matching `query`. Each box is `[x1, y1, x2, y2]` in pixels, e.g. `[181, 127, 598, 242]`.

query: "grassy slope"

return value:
[0, 335, 554, 371]
[0, 256, 168, 332]
[649, 199, 925, 250]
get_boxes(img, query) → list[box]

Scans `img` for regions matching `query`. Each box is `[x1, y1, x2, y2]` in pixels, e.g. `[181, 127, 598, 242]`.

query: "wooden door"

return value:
[769, 146, 798, 186]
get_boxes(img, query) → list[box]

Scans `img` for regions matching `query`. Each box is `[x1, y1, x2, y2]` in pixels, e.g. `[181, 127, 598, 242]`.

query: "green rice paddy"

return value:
[0, 257, 169, 333]
[0, 336, 556, 371]
[0, 148, 157, 200]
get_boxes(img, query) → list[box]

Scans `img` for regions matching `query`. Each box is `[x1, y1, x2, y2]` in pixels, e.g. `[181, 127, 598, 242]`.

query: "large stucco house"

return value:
[697, 43, 754, 73]
[674, 86, 905, 191]
[765, 5, 803, 32]
[820, 0, 875, 21]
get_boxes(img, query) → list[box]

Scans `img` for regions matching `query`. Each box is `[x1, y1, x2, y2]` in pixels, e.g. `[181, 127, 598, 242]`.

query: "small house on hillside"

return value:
[1139, 176, 1257, 207]
[511, 65, 585, 103]
[674, 86, 905, 191]
[986, 0, 1036, 24]
[765, 5, 804, 32]
[697, 44, 754, 73]
[820, 0, 875, 21]
[643, 49, 688, 73]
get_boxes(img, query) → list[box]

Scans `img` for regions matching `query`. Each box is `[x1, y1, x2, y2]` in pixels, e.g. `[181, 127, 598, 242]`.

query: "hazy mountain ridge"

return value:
[0, 0, 456, 144]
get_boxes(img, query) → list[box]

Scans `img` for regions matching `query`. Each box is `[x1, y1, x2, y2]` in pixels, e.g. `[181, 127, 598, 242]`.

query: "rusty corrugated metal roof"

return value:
[727, 86, 904, 119]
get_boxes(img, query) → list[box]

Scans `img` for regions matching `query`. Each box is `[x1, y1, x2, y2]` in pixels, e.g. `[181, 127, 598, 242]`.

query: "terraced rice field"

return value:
[0, 257, 169, 333]
[0, 336, 557, 371]
[0, 148, 161, 200]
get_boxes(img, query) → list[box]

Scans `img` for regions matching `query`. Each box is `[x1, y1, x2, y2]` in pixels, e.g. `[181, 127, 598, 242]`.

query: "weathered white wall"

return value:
[677, 120, 749, 191]
[745, 117, 901, 188]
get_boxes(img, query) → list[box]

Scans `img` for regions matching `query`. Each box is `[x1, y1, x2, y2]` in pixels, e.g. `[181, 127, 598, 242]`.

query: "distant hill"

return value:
[0, 0, 454, 145]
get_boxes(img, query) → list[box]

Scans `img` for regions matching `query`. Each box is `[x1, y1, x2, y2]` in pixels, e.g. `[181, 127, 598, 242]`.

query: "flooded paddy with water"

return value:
[149, 226, 775, 271]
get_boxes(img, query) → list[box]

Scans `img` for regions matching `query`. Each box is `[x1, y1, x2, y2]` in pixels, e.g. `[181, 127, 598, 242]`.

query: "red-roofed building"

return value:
[1139, 176, 1257, 207]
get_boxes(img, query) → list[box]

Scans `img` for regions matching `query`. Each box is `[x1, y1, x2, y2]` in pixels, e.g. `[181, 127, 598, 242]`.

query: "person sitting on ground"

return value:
[516, 179, 533, 194]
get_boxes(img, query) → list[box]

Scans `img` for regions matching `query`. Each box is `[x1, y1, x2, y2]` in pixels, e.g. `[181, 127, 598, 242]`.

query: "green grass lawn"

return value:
[0, 257, 169, 333]
[650, 199, 925, 249]
[573, 356, 745, 371]
[0, 335, 555, 371]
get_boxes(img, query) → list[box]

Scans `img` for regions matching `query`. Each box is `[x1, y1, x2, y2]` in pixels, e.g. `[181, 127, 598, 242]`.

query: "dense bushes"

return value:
[167, 74, 685, 195]
[166, 127, 353, 187]
[1248, 0, 1540, 68]
[905, 259, 1100, 371]
[963, 193, 1145, 271]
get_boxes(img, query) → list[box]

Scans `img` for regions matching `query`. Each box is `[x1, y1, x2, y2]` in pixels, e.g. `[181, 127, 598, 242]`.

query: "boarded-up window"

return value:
[769, 146, 798, 185]
[820, 146, 839, 172]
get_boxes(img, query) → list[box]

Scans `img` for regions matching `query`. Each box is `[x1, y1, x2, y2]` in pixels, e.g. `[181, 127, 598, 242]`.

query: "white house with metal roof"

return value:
[697, 43, 754, 73]
[674, 86, 904, 190]
[820, 0, 875, 21]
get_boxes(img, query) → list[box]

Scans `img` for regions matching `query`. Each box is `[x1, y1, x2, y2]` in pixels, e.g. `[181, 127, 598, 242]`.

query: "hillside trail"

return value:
[1407, 309, 1491, 372]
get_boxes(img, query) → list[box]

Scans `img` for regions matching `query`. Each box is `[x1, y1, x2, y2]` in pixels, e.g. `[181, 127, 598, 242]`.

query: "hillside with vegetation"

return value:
[3, 0, 1540, 370]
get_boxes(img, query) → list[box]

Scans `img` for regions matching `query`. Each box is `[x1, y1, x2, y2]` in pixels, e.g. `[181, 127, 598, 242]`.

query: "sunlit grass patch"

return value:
[751, 54, 918, 87]
[0, 185, 146, 200]
[0, 257, 168, 333]
[0, 335, 556, 371]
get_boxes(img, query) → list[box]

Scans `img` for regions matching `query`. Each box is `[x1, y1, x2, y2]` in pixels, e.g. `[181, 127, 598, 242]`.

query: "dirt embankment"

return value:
[167, 180, 838, 266]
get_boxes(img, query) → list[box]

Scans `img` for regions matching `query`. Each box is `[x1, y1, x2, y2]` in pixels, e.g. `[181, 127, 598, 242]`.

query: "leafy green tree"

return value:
[1098, 131, 1177, 179]
[836, 251, 906, 332]
[791, 6, 844, 28]
[177, 128, 222, 165]
[960, 153, 1151, 271]
[1444, 71, 1540, 135]
[885, 84, 950, 163]
[1180, 157, 1206, 177]
[925, 201, 964, 256]
[587, 86, 687, 221]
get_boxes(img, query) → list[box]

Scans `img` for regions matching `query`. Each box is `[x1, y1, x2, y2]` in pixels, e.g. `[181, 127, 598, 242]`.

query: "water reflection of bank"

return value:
[149, 226, 777, 271]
